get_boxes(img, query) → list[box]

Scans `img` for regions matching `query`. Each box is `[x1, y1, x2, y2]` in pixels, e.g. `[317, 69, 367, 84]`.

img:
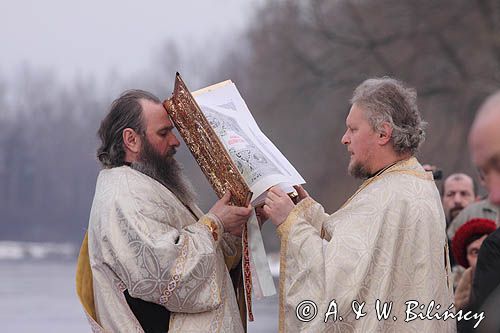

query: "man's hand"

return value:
[209, 192, 252, 237]
[293, 185, 309, 202]
[263, 187, 295, 227]
[255, 205, 269, 229]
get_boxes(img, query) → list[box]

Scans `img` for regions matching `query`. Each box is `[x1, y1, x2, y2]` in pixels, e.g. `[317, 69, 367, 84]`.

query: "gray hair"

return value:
[97, 89, 161, 168]
[351, 77, 426, 155]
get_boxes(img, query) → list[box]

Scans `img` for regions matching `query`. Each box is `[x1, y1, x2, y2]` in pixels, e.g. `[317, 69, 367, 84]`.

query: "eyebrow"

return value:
[484, 153, 500, 171]
[157, 125, 174, 133]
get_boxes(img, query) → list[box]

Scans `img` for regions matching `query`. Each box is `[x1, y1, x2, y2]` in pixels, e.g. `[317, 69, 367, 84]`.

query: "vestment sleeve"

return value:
[220, 233, 242, 270]
[99, 194, 227, 314]
[276, 197, 331, 331]
[277, 185, 452, 332]
[276, 195, 393, 331]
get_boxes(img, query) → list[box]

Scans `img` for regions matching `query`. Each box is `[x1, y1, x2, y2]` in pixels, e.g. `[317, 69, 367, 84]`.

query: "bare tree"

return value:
[2, 0, 500, 249]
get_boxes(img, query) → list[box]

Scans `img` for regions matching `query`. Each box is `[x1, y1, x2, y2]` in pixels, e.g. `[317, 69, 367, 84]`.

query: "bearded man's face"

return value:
[132, 135, 196, 206]
[129, 100, 195, 205]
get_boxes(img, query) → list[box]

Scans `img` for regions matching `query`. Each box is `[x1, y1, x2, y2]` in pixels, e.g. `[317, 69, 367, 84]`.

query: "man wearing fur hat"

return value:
[452, 218, 496, 310]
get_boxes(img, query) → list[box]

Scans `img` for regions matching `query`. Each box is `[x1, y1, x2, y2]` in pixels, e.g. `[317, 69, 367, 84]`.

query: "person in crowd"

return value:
[452, 218, 496, 310]
[459, 90, 500, 332]
[441, 173, 477, 229]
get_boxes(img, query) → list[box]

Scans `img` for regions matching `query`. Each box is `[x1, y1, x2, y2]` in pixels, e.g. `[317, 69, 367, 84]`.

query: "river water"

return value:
[0, 259, 278, 332]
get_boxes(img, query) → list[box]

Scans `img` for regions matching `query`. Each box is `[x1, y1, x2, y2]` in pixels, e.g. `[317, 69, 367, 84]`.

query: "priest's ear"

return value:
[123, 128, 142, 154]
[377, 122, 393, 146]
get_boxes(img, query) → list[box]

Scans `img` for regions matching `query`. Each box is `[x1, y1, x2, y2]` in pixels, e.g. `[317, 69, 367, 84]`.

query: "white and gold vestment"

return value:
[76, 166, 244, 332]
[277, 158, 456, 332]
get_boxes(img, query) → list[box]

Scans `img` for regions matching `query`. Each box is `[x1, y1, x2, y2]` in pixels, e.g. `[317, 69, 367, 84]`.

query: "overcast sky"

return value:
[1, 0, 263, 83]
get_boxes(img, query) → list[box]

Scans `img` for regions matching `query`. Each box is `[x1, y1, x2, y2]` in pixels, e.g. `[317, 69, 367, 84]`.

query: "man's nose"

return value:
[341, 131, 349, 145]
[454, 193, 463, 204]
[488, 174, 500, 206]
[170, 133, 181, 147]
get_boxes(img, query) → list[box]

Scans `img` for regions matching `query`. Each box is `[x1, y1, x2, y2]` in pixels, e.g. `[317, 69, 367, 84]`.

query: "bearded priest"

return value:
[76, 90, 252, 332]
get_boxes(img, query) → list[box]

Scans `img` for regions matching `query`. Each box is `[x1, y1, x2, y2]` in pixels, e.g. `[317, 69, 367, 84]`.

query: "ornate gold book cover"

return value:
[163, 73, 252, 207]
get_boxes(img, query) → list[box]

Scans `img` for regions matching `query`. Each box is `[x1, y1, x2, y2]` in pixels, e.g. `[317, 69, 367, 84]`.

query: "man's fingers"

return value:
[294, 185, 309, 198]
[263, 204, 271, 215]
[264, 197, 274, 207]
[255, 206, 265, 216]
[230, 206, 252, 216]
[269, 187, 286, 196]
[221, 191, 231, 203]
[239, 207, 252, 216]
[267, 190, 280, 201]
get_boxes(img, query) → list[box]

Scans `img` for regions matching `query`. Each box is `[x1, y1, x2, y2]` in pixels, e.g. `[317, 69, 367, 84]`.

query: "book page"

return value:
[193, 81, 305, 205]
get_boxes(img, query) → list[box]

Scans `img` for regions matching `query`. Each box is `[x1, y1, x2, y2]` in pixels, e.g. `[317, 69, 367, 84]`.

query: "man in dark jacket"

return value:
[462, 91, 500, 332]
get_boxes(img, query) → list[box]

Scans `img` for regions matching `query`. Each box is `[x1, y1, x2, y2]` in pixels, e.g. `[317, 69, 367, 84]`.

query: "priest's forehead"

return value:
[345, 103, 370, 126]
[140, 99, 173, 131]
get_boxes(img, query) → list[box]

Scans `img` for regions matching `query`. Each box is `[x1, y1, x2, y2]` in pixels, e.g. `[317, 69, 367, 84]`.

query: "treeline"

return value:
[1, 0, 499, 249]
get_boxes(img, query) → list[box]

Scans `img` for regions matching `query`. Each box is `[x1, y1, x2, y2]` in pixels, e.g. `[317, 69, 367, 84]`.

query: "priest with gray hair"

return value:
[264, 77, 457, 332]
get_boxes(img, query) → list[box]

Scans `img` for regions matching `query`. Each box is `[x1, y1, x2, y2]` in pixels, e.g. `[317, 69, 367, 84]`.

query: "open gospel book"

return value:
[164, 73, 305, 321]
[192, 82, 305, 205]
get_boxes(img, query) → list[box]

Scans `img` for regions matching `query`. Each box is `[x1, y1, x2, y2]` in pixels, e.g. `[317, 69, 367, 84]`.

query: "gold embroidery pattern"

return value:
[201, 215, 221, 242]
[340, 157, 430, 210]
[444, 241, 451, 290]
[208, 268, 221, 332]
[211, 264, 227, 333]
[242, 224, 254, 321]
[159, 239, 189, 305]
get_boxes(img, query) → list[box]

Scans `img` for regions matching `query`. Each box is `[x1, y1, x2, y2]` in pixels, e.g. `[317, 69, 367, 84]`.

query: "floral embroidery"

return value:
[159, 238, 189, 305]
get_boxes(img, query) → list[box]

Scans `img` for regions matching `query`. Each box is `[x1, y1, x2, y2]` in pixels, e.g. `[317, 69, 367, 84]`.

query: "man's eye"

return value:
[490, 154, 500, 171]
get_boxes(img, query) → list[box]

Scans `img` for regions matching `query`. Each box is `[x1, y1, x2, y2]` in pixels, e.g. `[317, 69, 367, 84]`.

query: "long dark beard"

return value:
[131, 138, 196, 206]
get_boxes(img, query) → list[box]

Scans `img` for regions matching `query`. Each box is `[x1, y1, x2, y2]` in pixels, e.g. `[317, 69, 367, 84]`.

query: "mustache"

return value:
[166, 148, 177, 158]
[133, 142, 196, 206]
[449, 206, 464, 216]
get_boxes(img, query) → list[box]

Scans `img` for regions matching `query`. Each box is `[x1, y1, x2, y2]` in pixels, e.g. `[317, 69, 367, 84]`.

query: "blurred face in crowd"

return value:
[469, 110, 500, 205]
[469, 96, 500, 206]
[466, 235, 488, 268]
[341, 103, 380, 179]
[442, 174, 475, 222]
